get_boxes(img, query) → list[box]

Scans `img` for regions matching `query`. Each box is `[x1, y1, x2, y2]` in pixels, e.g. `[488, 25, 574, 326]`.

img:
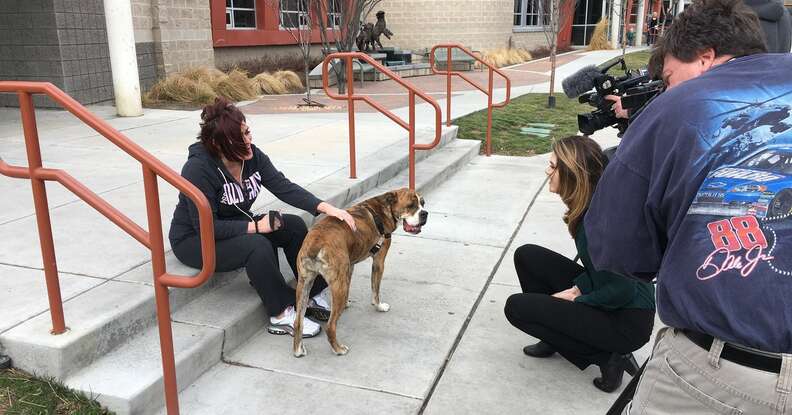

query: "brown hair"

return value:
[197, 97, 249, 162]
[648, 0, 766, 77]
[552, 136, 608, 236]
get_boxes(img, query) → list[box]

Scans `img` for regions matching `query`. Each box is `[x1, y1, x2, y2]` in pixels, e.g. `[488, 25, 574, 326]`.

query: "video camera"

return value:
[562, 58, 664, 136]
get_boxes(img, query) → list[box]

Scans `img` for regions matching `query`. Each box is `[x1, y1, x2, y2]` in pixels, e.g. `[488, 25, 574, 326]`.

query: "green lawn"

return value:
[606, 50, 653, 75]
[454, 93, 591, 156]
[0, 369, 113, 414]
[454, 50, 651, 156]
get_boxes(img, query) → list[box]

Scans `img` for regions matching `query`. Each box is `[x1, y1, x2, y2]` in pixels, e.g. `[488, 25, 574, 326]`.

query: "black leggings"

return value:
[172, 214, 327, 316]
[504, 244, 654, 370]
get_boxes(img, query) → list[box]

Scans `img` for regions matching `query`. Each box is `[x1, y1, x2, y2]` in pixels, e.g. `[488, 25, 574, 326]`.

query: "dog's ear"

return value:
[384, 191, 397, 205]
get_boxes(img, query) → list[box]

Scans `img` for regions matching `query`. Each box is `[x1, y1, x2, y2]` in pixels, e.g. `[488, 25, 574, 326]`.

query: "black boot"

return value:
[593, 353, 639, 393]
[522, 341, 556, 358]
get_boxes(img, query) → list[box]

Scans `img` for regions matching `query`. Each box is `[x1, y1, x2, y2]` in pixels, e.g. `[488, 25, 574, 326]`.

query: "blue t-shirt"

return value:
[585, 53, 792, 353]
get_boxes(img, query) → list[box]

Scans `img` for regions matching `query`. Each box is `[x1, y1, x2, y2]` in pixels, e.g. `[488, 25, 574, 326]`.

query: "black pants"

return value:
[504, 244, 654, 370]
[172, 214, 327, 316]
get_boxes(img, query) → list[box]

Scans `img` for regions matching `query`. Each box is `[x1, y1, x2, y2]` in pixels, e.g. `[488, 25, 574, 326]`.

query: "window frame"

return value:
[326, 0, 342, 29]
[513, 0, 550, 32]
[226, 0, 257, 30]
[280, 0, 310, 30]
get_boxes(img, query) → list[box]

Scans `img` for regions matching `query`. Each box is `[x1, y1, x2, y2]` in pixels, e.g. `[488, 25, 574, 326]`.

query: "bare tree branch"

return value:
[265, 0, 320, 105]
[536, 0, 579, 107]
[312, 0, 382, 93]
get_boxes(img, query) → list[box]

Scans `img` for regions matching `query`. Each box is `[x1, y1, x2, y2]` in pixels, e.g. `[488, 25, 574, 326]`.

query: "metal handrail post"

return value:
[347, 57, 357, 179]
[446, 46, 452, 127]
[409, 91, 416, 189]
[486, 68, 495, 157]
[0, 82, 219, 415]
[429, 44, 512, 158]
[19, 92, 66, 335]
[321, 53, 442, 190]
[143, 167, 180, 415]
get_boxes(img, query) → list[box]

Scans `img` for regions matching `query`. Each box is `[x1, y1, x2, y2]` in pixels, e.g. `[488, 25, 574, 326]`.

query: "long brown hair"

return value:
[552, 135, 607, 236]
[197, 97, 248, 162]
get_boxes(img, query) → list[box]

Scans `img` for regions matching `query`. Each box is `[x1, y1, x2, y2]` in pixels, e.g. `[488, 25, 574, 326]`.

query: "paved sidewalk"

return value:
[0, 47, 656, 414]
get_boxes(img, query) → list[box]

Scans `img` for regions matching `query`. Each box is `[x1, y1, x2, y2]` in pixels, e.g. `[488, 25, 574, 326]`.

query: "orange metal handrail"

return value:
[430, 44, 512, 156]
[0, 81, 216, 415]
[322, 52, 442, 190]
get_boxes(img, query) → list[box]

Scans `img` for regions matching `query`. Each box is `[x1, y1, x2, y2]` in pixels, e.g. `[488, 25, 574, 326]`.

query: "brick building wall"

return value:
[132, 0, 215, 78]
[375, 0, 547, 53]
[0, 0, 113, 107]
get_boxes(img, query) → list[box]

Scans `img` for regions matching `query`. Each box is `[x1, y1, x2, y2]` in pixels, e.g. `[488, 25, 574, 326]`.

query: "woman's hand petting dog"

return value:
[318, 202, 357, 232]
[552, 286, 582, 302]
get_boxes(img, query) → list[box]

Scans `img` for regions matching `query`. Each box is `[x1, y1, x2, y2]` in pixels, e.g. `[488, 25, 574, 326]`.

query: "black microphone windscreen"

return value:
[562, 65, 602, 98]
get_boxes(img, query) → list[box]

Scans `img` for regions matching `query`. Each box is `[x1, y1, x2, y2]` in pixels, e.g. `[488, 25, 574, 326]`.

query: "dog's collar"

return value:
[364, 206, 391, 256]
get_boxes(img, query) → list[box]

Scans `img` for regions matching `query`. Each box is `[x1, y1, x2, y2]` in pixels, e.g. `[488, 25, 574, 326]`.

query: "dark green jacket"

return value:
[572, 226, 655, 310]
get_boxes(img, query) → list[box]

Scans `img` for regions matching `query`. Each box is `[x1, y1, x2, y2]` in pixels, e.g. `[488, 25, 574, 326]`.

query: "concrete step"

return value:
[67, 135, 478, 415]
[0, 259, 244, 380]
[0, 126, 459, 383]
[165, 141, 485, 415]
[64, 320, 224, 415]
[3, 129, 474, 415]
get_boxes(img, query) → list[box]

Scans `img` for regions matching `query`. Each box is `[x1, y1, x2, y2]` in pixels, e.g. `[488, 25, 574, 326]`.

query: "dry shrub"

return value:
[526, 45, 575, 60]
[482, 47, 533, 68]
[273, 70, 303, 92]
[181, 66, 224, 84]
[252, 72, 288, 95]
[212, 68, 257, 101]
[588, 19, 612, 51]
[219, 54, 323, 86]
[145, 75, 216, 105]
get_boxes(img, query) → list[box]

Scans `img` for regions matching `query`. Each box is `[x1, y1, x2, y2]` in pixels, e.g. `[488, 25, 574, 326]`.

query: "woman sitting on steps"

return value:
[169, 98, 356, 339]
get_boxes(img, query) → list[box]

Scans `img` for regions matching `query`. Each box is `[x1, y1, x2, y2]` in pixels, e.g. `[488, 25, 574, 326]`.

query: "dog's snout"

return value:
[419, 210, 428, 225]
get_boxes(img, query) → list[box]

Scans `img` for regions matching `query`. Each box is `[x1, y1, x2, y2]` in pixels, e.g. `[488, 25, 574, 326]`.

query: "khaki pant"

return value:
[625, 328, 792, 415]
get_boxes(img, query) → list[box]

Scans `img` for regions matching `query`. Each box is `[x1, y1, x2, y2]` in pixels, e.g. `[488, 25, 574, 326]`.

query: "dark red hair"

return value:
[197, 98, 248, 162]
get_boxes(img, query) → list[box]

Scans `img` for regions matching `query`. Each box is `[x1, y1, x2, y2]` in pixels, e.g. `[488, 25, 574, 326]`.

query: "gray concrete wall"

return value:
[54, 0, 114, 106]
[145, 0, 215, 77]
[136, 41, 157, 91]
[1, 0, 156, 107]
[0, 0, 64, 107]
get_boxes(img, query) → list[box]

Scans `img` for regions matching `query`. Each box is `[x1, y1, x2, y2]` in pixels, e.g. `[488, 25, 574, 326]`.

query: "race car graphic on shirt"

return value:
[689, 146, 792, 218]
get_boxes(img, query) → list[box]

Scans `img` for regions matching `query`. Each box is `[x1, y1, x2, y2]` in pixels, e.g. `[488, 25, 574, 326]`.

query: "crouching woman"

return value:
[504, 136, 656, 392]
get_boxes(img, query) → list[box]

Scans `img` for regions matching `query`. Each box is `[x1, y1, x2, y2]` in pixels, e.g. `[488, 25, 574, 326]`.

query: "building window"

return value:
[327, 0, 342, 28]
[281, 0, 309, 29]
[514, 0, 550, 30]
[226, 0, 256, 29]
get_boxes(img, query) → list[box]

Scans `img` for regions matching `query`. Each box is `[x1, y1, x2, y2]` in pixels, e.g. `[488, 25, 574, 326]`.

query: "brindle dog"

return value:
[293, 188, 427, 357]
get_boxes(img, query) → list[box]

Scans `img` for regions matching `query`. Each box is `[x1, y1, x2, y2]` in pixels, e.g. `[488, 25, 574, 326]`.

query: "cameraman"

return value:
[585, 0, 792, 413]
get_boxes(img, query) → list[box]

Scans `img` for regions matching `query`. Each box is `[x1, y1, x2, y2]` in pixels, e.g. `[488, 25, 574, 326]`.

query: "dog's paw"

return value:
[374, 302, 390, 312]
[294, 343, 307, 358]
[333, 344, 350, 356]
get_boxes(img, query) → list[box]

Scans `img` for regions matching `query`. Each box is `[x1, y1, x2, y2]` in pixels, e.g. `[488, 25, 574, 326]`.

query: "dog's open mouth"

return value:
[403, 220, 422, 234]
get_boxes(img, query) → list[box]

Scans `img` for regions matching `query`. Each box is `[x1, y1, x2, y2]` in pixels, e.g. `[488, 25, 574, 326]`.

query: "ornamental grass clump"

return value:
[252, 72, 288, 95]
[144, 75, 216, 105]
[483, 47, 533, 67]
[273, 70, 303, 92]
[588, 19, 612, 51]
[211, 68, 257, 102]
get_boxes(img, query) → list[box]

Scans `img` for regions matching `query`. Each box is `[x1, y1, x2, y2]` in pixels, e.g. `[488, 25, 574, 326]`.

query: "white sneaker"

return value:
[308, 287, 331, 322]
[267, 306, 321, 338]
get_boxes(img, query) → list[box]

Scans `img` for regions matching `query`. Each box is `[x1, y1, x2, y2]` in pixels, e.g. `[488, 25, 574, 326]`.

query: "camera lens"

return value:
[577, 111, 617, 135]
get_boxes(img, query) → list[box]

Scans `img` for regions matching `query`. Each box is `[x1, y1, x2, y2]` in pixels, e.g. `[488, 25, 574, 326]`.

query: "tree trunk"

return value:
[547, 0, 558, 108]
[304, 65, 312, 102]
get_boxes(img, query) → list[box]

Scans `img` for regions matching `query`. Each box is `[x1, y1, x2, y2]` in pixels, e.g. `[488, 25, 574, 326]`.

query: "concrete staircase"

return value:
[0, 124, 480, 415]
